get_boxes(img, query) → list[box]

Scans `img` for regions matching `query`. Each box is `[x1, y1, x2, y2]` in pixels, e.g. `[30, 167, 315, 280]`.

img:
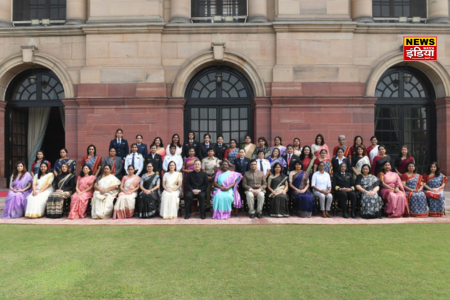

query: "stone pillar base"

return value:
[354, 16, 374, 23]
[169, 16, 191, 23]
[0, 20, 12, 27]
[65, 18, 86, 25]
[427, 16, 450, 24]
[248, 15, 268, 23]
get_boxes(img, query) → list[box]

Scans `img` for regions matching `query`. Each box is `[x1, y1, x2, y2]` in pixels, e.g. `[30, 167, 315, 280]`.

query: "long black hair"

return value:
[426, 162, 441, 177]
[271, 162, 283, 174]
[79, 164, 93, 177]
[153, 137, 164, 148]
[353, 136, 363, 150]
[258, 137, 269, 147]
[274, 136, 282, 146]
[171, 133, 182, 147]
[406, 162, 416, 174]
[315, 134, 325, 146]
[300, 146, 313, 160]
[37, 162, 50, 179]
[86, 145, 97, 156]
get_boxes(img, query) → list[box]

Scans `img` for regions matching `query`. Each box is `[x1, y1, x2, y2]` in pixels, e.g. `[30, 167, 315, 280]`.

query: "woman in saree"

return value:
[68, 165, 97, 220]
[313, 149, 332, 174]
[30, 151, 51, 177]
[268, 162, 289, 218]
[165, 133, 183, 156]
[102, 148, 123, 180]
[423, 162, 448, 217]
[293, 138, 302, 156]
[251, 137, 272, 160]
[372, 145, 391, 176]
[46, 163, 76, 218]
[160, 161, 182, 219]
[378, 161, 409, 218]
[349, 136, 365, 157]
[54, 148, 76, 176]
[367, 136, 379, 164]
[394, 145, 415, 176]
[241, 135, 257, 159]
[268, 148, 287, 173]
[401, 162, 428, 218]
[138, 162, 161, 218]
[351, 145, 370, 179]
[91, 165, 121, 219]
[113, 165, 141, 219]
[182, 147, 198, 195]
[153, 137, 166, 161]
[300, 146, 317, 173]
[212, 161, 242, 219]
[81, 145, 102, 177]
[311, 134, 330, 160]
[25, 163, 55, 218]
[224, 139, 239, 170]
[271, 136, 286, 157]
[1, 162, 33, 219]
[355, 164, 383, 219]
[289, 161, 314, 218]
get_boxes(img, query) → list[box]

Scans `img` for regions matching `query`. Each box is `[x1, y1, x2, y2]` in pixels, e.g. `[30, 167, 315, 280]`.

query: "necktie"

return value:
[132, 153, 135, 167]
[206, 144, 209, 149]
[288, 154, 291, 165]
[190, 141, 192, 147]
[260, 160, 263, 172]
[219, 144, 222, 147]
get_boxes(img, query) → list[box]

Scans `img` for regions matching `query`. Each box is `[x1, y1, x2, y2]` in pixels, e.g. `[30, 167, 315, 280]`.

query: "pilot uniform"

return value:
[124, 152, 144, 176]
[109, 138, 129, 160]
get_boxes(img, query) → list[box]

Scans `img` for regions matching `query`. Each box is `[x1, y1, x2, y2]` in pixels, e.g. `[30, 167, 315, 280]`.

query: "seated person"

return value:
[242, 160, 267, 219]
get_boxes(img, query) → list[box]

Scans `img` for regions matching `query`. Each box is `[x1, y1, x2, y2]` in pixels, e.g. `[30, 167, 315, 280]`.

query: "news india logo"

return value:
[403, 37, 437, 61]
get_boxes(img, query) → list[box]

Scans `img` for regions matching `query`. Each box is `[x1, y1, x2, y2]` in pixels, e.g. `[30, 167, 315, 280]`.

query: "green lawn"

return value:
[0, 224, 449, 300]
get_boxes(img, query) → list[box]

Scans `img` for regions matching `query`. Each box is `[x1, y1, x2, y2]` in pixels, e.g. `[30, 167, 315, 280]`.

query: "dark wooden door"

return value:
[6, 108, 28, 182]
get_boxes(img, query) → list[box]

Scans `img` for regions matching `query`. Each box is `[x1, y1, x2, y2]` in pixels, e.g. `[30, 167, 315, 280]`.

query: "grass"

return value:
[0, 224, 449, 300]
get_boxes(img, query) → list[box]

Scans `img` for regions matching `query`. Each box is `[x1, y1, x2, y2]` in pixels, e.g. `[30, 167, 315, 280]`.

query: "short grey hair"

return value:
[338, 135, 345, 141]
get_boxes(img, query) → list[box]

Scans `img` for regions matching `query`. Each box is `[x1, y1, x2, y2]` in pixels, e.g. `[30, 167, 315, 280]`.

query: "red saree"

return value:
[333, 145, 351, 158]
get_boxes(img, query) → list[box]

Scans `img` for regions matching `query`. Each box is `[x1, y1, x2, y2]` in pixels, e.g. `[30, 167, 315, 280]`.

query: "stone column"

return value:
[0, 0, 12, 27]
[0, 101, 7, 188]
[248, 0, 268, 23]
[169, 0, 190, 23]
[428, 0, 450, 23]
[351, 0, 374, 23]
[66, 0, 87, 25]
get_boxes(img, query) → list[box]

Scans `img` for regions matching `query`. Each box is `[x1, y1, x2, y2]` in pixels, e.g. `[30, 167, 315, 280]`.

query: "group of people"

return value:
[1, 130, 447, 221]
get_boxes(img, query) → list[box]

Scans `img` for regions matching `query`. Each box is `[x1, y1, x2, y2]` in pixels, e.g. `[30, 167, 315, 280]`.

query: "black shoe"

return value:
[343, 212, 348, 219]
[201, 214, 206, 220]
[256, 213, 262, 219]
[184, 214, 191, 220]
[205, 207, 210, 212]
[250, 214, 255, 219]
[351, 211, 356, 219]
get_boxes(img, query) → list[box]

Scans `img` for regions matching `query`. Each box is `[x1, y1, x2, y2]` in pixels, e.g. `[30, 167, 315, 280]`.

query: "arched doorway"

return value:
[374, 66, 436, 173]
[5, 68, 65, 184]
[184, 66, 254, 144]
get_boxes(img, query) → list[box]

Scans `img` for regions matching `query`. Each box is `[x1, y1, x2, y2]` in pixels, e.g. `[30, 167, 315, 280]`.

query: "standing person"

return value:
[282, 144, 300, 176]
[46, 163, 76, 218]
[311, 134, 330, 160]
[242, 160, 267, 219]
[423, 162, 448, 217]
[292, 138, 302, 156]
[300, 146, 317, 173]
[30, 151, 51, 178]
[202, 148, 220, 210]
[378, 161, 409, 218]
[146, 144, 163, 175]
[351, 145, 370, 179]
[198, 133, 214, 160]
[109, 129, 129, 160]
[251, 137, 272, 160]
[135, 134, 148, 157]
[313, 149, 332, 174]
[182, 131, 199, 158]
[25, 163, 55, 219]
[81, 145, 102, 177]
[163, 144, 183, 172]
[401, 162, 427, 218]
[54, 148, 76, 176]
[102, 148, 123, 180]
[332, 135, 350, 158]
[185, 160, 209, 219]
[137, 162, 161, 218]
[213, 135, 228, 161]
[68, 165, 97, 220]
[332, 163, 357, 219]
[256, 150, 271, 178]
[268, 162, 289, 218]
[332, 148, 351, 176]
[113, 165, 141, 219]
[271, 136, 286, 157]
[160, 161, 182, 219]
[394, 145, 415, 176]
[233, 149, 250, 177]
[289, 161, 314, 218]
[355, 164, 383, 219]
[224, 139, 240, 170]
[165, 133, 183, 156]
[349, 136, 365, 158]
[1, 162, 33, 219]
[153, 137, 166, 161]
[124, 143, 144, 176]
[212, 161, 242, 220]
[268, 148, 287, 174]
[91, 165, 121, 219]
[241, 135, 257, 159]
[311, 162, 333, 218]
[372, 145, 391, 176]
[182, 147, 199, 210]
[366, 136, 379, 164]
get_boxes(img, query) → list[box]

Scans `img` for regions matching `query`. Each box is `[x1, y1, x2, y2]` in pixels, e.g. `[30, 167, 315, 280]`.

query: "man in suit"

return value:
[135, 134, 148, 158]
[242, 160, 267, 219]
[146, 144, 163, 175]
[198, 133, 215, 160]
[109, 135, 129, 160]
[213, 135, 228, 161]
[182, 131, 199, 158]
[234, 149, 250, 176]
[185, 159, 209, 220]
[282, 144, 300, 175]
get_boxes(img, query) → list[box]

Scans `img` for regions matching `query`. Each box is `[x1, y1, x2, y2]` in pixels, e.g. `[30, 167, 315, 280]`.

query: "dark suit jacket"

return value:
[233, 157, 250, 175]
[282, 154, 301, 173]
[332, 171, 355, 191]
[182, 141, 200, 158]
[213, 143, 228, 160]
[186, 170, 209, 193]
[332, 157, 351, 175]
[109, 139, 129, 160]
[198, 143, 215, 160]
[145, 153, 163, 175]
[136, 143, 148, 157]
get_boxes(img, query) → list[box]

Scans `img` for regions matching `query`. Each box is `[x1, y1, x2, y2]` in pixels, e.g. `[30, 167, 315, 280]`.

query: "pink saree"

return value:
[68, 175, 97, 219]
[379, 172, 409, 218]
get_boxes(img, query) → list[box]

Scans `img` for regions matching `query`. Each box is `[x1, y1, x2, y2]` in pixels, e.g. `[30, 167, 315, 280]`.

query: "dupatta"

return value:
[242, 144, 256, 159]
[369, 146, 379, 163]
[267, 174, 288, 198]
[304, 157, 317, 173]
[85, 156, 103, 174]
[212, 170, 243, 208]
[423, 173, 448, 199]
[401, 173, 423, 201]
[291, 171, 310, 197]
[396, 157, 414, 174]
[313, 144, 330, 160]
